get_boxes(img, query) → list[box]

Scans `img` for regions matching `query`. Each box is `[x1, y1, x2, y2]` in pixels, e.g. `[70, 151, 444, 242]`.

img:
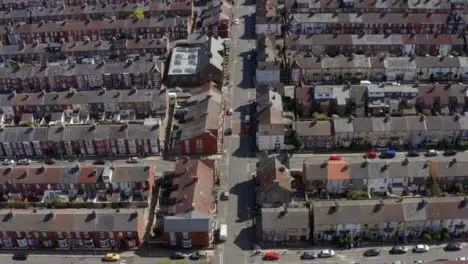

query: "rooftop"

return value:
[0, 208, 145, 232]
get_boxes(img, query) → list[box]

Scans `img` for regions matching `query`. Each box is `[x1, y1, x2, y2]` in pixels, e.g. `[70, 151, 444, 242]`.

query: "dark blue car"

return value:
[380, 149, 396, 159]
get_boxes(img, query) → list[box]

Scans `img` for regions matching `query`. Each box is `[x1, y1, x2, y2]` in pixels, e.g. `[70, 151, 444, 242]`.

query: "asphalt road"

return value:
[215, 0, 258, 263]
[246, 244, 468, 264]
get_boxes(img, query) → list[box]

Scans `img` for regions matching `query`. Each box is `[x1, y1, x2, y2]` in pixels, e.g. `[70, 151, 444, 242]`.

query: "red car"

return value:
[364, 151, 377, 159]
[263, 252, 280, 261]
[328, 154, 343, 161]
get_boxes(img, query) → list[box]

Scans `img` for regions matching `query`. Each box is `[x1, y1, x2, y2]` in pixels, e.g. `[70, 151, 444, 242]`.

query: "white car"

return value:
[17, 159, 31, 165]
[413, 244, 429, 253]
[2, 159, 14, 165]
[226, 109, 233, 115]
[127, 157, 139, 163]
[233, 18, 240, 24]
[458, 257, 468, 261]
[318, 249, 335, 258]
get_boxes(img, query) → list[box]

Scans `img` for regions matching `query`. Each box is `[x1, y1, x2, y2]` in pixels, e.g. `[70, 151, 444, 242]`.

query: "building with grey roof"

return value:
[295, 120, 333, 150]
[0, 123, 160, 158]
[0, 208, 147, 249]
[261, 206, 310, 243]
[312, 199, 405, 240]
[0, 61, 161, 92]
[166, 34, 224, 87]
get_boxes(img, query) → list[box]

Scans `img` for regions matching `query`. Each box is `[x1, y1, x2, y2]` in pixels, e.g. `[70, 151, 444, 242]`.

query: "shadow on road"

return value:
[230, 178, 255, 222]
[233, 226, 256, 251]
[232, 135, 256, 158]
[235, 51, 255, 89]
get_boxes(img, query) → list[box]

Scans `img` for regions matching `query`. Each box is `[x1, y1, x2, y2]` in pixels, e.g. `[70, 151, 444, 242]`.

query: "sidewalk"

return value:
[0, 248, 138, 257]
[256, 241, 461, 255]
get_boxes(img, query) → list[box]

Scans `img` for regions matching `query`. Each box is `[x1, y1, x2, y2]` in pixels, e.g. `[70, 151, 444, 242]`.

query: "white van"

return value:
[218, 224, 227, 242]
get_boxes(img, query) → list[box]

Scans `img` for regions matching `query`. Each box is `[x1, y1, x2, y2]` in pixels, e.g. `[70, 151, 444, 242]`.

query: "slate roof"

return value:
[295, 120, 332, 137]
[312, 199, 405, 226]
[261, 207, 309, 231]
[0, 208, 145, 232]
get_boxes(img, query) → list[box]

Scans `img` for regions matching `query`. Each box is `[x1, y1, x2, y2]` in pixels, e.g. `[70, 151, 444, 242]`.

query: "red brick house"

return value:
[196, 3, 232, 38]
[9, 17, 188, 44]
[0, 61, 161, 92]
[0, 208, 147, 249]
[0, 164, 155, 204]
[178, 84, 224, 155]
[0, 123, 160, 158]
[163, 158, 216, 248]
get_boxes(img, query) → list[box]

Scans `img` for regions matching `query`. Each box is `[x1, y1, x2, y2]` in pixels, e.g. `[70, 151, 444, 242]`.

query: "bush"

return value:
[429, 183, 442, 197]
[347, 191, 369, 200]
[422, 233, 432, 241]
[130, 9, 145, 21]
[433, 233, 441, 241]
[442, 231, 450, 241]
[313, 113, 329, 121]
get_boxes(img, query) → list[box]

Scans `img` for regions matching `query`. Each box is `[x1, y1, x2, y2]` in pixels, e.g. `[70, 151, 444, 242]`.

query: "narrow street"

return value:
[215, 0, 258, 263]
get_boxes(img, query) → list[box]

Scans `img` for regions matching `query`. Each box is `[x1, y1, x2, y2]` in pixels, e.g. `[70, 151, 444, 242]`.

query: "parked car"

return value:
[301, 251, 317, 260]
[364, 151, 377, 159]
[407, 150, 420, 157]
[390, 246, 408, 254]
[226, 109, 233, 115]
[220, 191, 230, 201]
[263, 252, 280, 261]
[44, 158, 56, 165]
[443, 149, 457, 156]
[445, 242, 462, 251]
[12, 252, 27, 260]
[380, 149, 396, 159]
[102, 253, 120, 262]
[190, 251, 208, 260]
[413, 244, 429, 253]
[457, 257, 468, 261]
[225, 128, 232, 136]
[233, 18, 240, 24]
[425, 149, 439, 157]
[17, 159, 31, 165]
[318, 249, 335, 258]
[328, 154, 343, 161]
[94, 159, 106, 165]
[2, 159, 14, 165]
[364, 248, 381, 257]
[170, 252, 187, 260]
[127, 157, 139, 163]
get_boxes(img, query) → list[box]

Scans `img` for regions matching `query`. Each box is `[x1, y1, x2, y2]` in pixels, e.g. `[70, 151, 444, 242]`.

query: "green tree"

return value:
[442, 231, 451, 241]
[433, 233, 441, 241]
[130, 9, 145, 21]
[430, 183, 442, 197]
[454, 182, 464, 195]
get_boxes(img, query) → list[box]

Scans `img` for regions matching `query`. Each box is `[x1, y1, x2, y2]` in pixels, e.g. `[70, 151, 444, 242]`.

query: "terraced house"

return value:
[0, 123, 160, 158]
[0, 61, 161, 92]
[0, 88, 167, 121]
[0, 163, 155, 205]
[312, 197, 468, 241]
[0, 38, 169, 63]
[0, 208, 147, 249]
[7, 17, 188, 45]
[290, 55, 468, 84]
